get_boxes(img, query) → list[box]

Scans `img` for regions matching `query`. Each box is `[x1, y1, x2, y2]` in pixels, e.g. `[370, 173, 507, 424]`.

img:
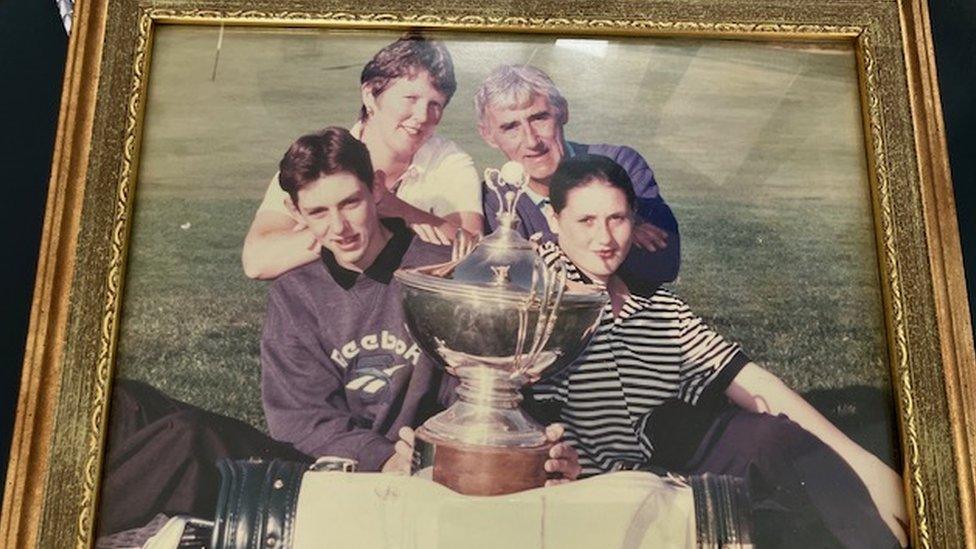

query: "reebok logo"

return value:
[329, 330, 422, 368]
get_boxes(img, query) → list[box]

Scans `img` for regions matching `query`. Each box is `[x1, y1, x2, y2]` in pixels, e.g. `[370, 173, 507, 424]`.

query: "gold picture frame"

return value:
[2, 0, 974, 547]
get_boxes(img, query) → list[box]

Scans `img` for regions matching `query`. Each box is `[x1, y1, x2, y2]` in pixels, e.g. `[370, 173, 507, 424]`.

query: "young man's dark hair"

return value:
[277, 126, 375, 205]
[549, 153, 638, 215]
[358, 33, 458, 121]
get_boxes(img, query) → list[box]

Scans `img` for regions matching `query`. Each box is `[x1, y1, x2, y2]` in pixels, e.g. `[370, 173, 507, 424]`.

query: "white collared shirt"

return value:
[258, 124, 482, 220]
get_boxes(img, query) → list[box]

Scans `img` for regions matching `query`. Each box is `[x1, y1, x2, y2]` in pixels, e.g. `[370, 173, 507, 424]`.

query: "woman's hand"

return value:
[728, 364, 909, 547]
[544, 423, 581, 486]
[410, 222, 454, 246]
[847, 449, 909, 546]
[371, 171, 468, 246]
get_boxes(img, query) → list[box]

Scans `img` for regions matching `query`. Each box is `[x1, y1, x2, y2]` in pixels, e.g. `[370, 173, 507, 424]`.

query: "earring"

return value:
[365, 106, 374, 117]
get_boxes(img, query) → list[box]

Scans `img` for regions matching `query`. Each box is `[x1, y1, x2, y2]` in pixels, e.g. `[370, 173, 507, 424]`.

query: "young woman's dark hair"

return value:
[358, 33, 457, 121]
[278, 127, 374, 204]
[549, 154, 637, 214]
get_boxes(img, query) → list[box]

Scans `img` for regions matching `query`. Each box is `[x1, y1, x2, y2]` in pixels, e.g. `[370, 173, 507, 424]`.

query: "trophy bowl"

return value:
[396, 265, 607, 448]
[393, 162, 609, 495]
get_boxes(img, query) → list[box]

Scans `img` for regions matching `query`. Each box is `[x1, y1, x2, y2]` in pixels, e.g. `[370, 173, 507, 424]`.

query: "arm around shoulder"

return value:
[242, 210, 321, 280]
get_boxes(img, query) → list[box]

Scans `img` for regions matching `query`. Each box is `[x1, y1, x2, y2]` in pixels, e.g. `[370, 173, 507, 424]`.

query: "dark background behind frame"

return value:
[0, 0, 972, 483]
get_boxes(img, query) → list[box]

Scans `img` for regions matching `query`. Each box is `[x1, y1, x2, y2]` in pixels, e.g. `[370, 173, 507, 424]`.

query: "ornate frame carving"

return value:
[2, 1, 972, 547]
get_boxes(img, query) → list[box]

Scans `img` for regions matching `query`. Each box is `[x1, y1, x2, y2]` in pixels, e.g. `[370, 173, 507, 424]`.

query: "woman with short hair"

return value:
[242, 34, 483, 279]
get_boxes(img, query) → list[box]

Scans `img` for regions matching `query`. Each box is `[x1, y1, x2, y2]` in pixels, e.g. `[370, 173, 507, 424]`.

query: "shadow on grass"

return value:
[801, 384, 901, 470]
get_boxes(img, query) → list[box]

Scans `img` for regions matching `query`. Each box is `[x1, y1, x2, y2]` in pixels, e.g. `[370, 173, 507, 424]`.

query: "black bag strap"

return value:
[211, 458, 307, 549]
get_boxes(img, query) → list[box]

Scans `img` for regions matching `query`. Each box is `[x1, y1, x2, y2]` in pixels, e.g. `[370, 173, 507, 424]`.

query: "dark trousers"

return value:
[96, 380, 310, 536]
[650, 405, 899, 549]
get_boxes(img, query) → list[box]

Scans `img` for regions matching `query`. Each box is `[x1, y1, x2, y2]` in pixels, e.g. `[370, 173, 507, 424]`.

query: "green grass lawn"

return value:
[116, 28, 894, 458]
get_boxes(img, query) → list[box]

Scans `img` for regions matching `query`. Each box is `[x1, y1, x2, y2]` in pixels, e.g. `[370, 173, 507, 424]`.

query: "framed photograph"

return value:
[3, 0, 974, 547]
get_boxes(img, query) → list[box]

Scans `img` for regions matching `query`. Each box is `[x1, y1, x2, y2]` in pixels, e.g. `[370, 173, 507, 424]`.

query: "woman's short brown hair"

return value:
[359, 33, 457, 120]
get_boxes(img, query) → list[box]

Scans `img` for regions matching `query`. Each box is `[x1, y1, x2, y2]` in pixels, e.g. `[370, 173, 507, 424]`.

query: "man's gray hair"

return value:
[474, 65, 569, 126]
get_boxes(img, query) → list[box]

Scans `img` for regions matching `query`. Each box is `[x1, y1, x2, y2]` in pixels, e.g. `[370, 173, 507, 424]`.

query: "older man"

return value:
[476, 64, 679, 294]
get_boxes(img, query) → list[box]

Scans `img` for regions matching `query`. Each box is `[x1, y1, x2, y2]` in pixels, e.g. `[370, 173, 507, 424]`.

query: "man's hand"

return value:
[544, 423, 581, 486]
[632, 222, 668, 252]
[381, 426, 416, 475]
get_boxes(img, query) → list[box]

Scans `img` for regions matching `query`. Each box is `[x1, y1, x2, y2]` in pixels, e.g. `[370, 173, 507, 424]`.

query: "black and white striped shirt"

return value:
[532, 243, 749, 476]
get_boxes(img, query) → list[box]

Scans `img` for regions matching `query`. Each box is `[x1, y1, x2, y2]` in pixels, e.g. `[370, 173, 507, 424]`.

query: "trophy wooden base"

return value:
[412, 426, 553, 496]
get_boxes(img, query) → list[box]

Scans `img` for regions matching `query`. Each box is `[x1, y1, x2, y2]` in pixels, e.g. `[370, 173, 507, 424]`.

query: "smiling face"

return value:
[362, 70, 447, 162]
[288, 172, 386, 272]
[555, 180, 634, 283]
[478, 93, 567, 191]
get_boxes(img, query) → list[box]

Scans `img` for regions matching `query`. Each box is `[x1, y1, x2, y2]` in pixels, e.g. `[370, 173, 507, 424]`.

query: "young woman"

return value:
[528, 154, 908, 548]
[242, 35, 483, 279]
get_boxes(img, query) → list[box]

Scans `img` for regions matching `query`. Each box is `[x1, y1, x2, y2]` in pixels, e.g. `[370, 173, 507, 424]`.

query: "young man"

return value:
[260, 126, 457, 473]
[265, 126, 577, 476]
[475, 64, 679, 294]
[98, 127, 578, 537]
[527, 154, 908, 548]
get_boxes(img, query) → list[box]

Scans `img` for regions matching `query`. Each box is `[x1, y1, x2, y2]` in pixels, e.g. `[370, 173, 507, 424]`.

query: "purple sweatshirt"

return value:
[260, 220, 455, 471]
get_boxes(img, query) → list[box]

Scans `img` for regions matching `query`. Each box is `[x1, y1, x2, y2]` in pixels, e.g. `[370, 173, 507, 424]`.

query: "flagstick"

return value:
[211, 24, 224, 81]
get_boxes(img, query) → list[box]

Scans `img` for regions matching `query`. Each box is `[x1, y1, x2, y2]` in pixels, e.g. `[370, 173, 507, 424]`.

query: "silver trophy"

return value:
[395, 162, 609, 494]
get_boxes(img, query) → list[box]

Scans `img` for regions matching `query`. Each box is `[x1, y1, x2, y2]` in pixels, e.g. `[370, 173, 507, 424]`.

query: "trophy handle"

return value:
[511, 257, 567, 379]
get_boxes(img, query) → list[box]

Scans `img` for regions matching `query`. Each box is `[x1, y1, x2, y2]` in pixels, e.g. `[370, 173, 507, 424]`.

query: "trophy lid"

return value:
[449, 162, 545, 292]
[449, 226, 543, 292]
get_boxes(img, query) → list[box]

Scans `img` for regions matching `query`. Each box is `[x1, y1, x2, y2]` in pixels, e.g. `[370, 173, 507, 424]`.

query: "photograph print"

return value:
[95, 25, 908, 548]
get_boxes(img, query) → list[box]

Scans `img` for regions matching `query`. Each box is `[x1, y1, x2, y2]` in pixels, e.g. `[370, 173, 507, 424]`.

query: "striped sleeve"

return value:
[672, 295, 750, 406]
[526, 367, 570, 406]
[537, 241, 588, 284]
